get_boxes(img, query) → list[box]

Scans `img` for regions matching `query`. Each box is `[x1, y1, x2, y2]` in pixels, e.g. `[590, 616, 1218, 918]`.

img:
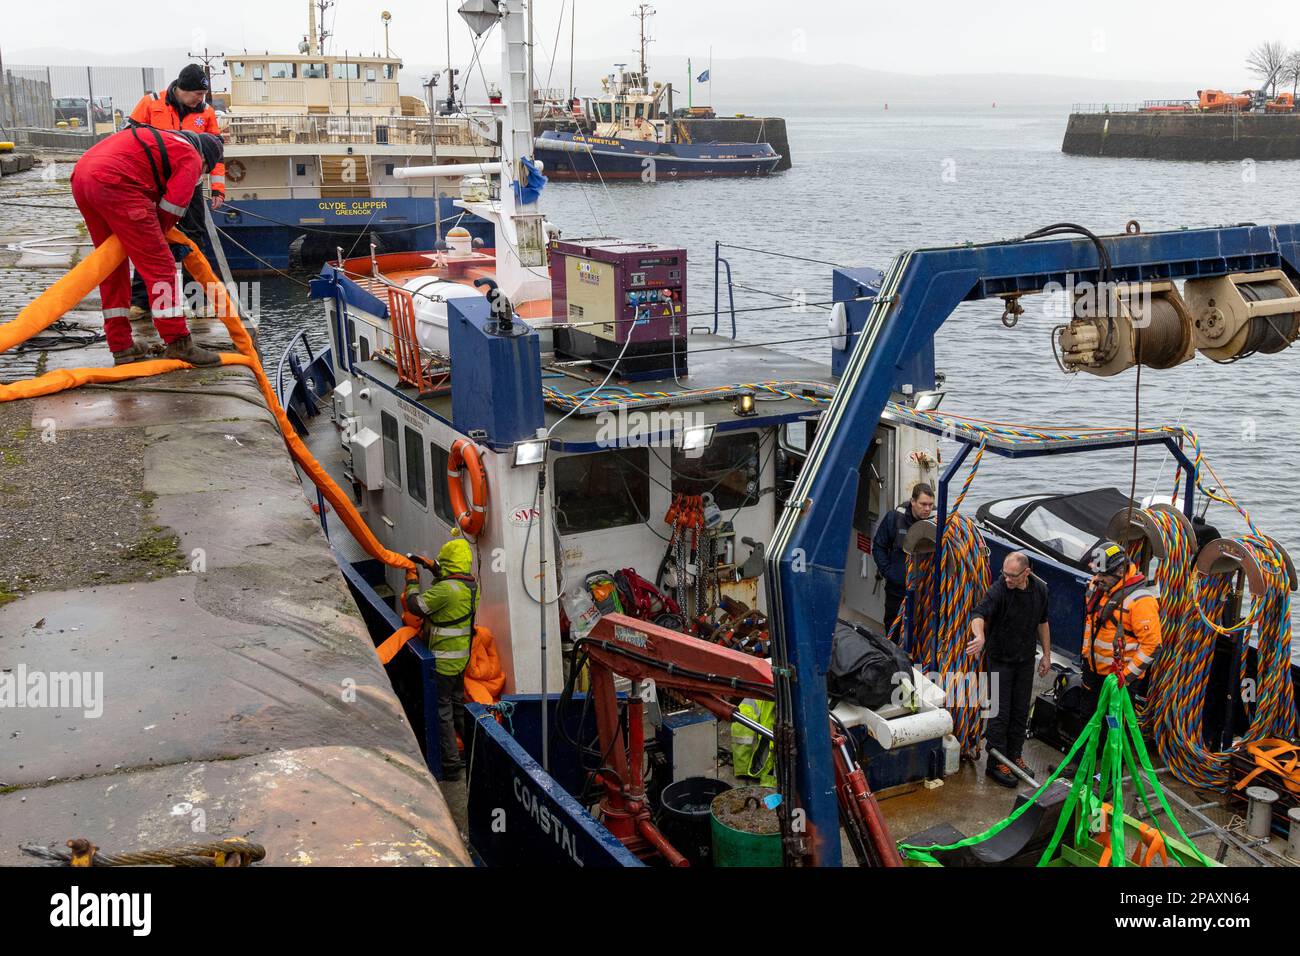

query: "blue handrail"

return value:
[275, 326, 317, 407]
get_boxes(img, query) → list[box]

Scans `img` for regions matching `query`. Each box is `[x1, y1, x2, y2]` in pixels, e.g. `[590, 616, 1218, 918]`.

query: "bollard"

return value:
[1244, 786, 1278, 839]
[1287, 807, 1300, 861]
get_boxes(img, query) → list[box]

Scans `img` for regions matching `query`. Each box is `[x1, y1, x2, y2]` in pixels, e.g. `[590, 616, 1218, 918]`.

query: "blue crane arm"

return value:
[765, 222, 1300, 866]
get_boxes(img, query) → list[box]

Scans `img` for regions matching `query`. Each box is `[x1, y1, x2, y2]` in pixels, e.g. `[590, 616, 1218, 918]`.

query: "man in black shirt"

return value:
[969, 551, 1051, 788]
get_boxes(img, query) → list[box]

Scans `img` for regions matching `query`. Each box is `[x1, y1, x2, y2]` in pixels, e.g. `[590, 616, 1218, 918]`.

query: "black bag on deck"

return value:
[827, 619, 915, 710]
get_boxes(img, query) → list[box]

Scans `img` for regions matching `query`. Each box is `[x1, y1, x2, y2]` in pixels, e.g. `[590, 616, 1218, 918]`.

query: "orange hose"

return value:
[0, 236, 127, 354]
[0, 228, 416, 587]
[169, 232, 415, 574]
[0, 354, 250, 402]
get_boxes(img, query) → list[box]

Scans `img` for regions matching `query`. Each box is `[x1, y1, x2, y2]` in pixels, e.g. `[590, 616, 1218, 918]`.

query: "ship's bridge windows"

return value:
[381, 411, 402, 489]
[430, 443, 454, 526]
[553, 448, 650, 536]
[595, 102, 612, 123]
[268, 63, 297, 79]
[230, 62, 245, 79]
[405, 426, 427, 508]
[333, 62, 361, 80]
[383, 64, 397, 80]
[301, 62, 328, 79]
[671, 431, 762, 512]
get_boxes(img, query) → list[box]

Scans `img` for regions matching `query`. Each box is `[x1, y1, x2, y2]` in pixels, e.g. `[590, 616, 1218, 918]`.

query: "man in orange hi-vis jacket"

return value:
[1080, 540, 1163, 712]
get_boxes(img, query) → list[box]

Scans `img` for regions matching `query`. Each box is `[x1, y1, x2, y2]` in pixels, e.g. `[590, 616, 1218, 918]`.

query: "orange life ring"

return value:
[226, 159, 246, 183]
[447, 438, 488, 536]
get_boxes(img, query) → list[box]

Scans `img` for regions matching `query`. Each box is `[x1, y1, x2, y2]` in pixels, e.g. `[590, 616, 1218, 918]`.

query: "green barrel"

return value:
[711, 785, 782, 867]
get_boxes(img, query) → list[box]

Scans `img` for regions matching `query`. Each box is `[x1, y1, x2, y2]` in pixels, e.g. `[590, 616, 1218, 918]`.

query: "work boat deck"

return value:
[290, 321, 1290, 869]
[288, 215, 1300, 868]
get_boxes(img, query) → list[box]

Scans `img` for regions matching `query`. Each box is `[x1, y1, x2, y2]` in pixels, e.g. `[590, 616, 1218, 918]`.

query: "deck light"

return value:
[914, 390, 946, 412]
[734, 394, 757, 417]
[513, 438, 547, 467]
[681, 424, 715, 454]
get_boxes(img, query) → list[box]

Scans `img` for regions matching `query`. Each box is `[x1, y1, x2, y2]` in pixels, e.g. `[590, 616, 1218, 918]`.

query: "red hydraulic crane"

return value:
[575, 613, 902, 867]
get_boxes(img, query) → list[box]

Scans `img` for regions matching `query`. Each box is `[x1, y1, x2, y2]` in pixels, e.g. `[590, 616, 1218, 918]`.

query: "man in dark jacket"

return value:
[872, 482, 935, 633]
[969, 551, 1051, 787]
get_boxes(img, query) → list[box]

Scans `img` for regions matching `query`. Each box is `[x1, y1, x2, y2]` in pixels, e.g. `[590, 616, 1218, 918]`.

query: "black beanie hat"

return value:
[177, 130, 224, 172]
[176, 64, 209, 92]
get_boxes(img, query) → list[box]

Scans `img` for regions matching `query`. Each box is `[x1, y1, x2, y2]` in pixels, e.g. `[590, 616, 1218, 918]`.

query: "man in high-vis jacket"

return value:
[1080, 540, 1163, 711]
[127, 64, 226, 320]
[404, 535, 479, 780]
[731, 697, 776, 787]
[71, 125, 225, 367]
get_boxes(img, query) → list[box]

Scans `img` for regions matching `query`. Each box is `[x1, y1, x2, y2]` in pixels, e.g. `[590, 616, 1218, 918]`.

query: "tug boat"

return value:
[533, 66, 781, 181]
[279, 1, 1300, 867]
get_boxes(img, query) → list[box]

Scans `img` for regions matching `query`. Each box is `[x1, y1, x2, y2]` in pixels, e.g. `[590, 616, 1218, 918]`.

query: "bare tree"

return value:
[1246, 41, 1290, 96]
[1283, 51, 1300, 98]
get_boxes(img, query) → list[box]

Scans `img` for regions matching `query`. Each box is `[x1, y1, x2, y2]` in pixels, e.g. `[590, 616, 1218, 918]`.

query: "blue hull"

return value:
[536, 130, 782, 181]
[211, 196, 494, 272]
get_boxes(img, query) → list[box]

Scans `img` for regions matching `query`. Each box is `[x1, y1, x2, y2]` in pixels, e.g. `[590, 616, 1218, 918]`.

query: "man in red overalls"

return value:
[126, 64, 226, 320]
[70, 125, 225, 366]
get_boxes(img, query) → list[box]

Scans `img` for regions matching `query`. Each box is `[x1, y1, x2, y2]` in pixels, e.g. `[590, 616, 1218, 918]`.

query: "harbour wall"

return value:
[0, 177, 469, 865]
[1062, 111, 1300, 161]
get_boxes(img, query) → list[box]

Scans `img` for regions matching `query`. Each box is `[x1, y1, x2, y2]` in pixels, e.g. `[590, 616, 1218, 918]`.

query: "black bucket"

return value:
[658, 777, 731, 867]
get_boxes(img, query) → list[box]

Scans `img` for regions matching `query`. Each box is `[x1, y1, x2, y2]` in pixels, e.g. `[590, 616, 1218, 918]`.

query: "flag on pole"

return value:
[696, 69, 710, 83]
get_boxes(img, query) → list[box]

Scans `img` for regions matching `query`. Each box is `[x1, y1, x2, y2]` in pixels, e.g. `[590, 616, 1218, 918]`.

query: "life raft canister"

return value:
[447, 438, 488, 536]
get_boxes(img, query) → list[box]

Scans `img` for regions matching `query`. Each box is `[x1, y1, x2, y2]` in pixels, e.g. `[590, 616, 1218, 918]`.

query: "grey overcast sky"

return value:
[2, 0, 1296, 87]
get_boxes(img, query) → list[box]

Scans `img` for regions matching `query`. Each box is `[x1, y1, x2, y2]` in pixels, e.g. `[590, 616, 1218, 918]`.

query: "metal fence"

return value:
[1070, 101, 1242, 115]
[0, 63, 165, 137]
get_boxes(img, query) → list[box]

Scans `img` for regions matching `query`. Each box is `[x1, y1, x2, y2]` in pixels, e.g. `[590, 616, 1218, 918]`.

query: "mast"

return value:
[634, 3, 655, 82]
[307, 0, 318, 55]
[527, 0, 536, 136]
[456, 0, 549, 301]
[315, 0, 335, 56]
[568, 0, 576, 105]
[445, 0, 457, 111]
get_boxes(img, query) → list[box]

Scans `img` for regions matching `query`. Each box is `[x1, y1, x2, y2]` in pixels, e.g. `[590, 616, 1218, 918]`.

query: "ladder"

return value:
[318, 154, 372, 198]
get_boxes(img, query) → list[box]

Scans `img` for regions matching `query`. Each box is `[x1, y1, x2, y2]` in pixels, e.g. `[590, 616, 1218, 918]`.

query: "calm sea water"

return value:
[257, 106, 1300, 571]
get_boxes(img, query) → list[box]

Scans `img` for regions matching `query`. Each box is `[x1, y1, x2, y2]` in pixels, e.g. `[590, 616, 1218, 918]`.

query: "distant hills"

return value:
[5, 46, 1207, 112]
